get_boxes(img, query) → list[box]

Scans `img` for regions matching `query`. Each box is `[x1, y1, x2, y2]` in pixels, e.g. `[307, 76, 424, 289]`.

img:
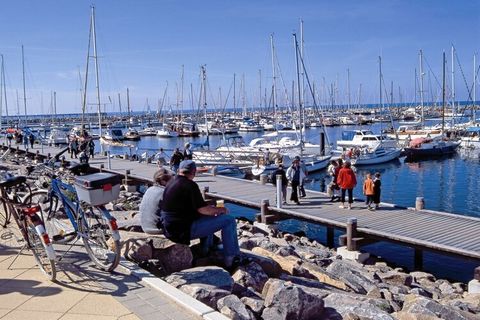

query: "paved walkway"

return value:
[0, 227, 200, 320]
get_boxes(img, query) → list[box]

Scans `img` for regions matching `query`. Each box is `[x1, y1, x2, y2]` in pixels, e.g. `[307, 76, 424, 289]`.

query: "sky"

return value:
[0, 0, 479, 115]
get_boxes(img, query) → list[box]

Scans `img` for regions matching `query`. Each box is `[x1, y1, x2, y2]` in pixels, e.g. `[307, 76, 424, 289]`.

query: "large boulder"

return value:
[217, 295, 256, 320]
[326, 259, 378, 294]
[322, 292, 394, 320]
[231, 262, 269, 293]
[164, 266, 233, 308]
[261, 279, 325, 320]
[380, 271, 413, 287]
[401, 294, 478, 320]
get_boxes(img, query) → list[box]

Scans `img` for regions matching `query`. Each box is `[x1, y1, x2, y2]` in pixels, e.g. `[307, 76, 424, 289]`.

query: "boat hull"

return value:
[352, 149, 402, 166]
[404, 142, 460, 159]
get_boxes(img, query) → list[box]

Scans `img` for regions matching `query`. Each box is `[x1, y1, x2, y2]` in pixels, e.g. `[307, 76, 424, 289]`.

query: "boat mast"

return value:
[127, 87, 131, 121]
[0, 54, 3, 132]
[293, 33, 303, 151]
[300, 19, 306, 129]
[270, 34, 277, 131]
[474, 53, 477, 124]
[419, 50, 425, 128]
[347, 68, 351, 110]
[21, 45, 27, 127]
[379, 56, 383, 136]
[91, 6, 102, 138]
[451, 45, 455, 127]
[442, 51, 446, 133]
[233, 73, 236, 115]
[1, 55, 7, 119]
[201, 65, 209, 146]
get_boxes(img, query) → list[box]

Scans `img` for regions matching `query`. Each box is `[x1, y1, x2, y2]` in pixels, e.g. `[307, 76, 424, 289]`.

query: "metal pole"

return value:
[107, 150, 111, 169]
[276, 174, 282, 208]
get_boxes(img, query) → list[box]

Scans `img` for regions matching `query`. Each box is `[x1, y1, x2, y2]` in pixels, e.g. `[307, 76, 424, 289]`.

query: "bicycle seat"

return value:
[0, 176, 26, 189]
[68, 162, 90, 175]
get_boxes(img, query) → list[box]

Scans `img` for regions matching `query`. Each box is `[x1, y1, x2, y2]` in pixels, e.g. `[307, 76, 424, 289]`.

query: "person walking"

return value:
[363, 173, 375, 210]
[23, 133, 29, 149]
[28, 134, 35, 149]
[169, 147, 184, 174]
[183, 143, 193, 160]
[70, 138, 78, 158]
[299, 159, 308, 198]
[88, 139, 95, 159]
[327, 160, 339, 201]
[286, 156, 305, 205]
[6, 132, 13, 146]
[161, 160, 245, 270]
[373, 172, 382, 209]
[271, 164, 288, 205]
[337, 160, 357, 210]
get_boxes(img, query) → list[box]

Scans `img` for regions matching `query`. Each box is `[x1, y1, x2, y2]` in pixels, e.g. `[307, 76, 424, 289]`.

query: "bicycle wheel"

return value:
[23, 191, 76, 244]
[24, 218, 56, 281]
[80, 206, 120, 272]
[0, 198, 10, 228]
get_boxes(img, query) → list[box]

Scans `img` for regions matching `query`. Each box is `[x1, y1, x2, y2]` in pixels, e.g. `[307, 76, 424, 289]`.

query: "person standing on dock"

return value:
[6, 132, 13, 146]
[28, 134, 35, 149]
[373, 172, 382, 210]
[337, 160, 357, 210]
[23, 133, 29, 150]
[299, 159, 308, 198]
[183, 143, 193, 160]
[363, 173, 375, 210]
[286, 156, 306, 205]
[170, 148, 184, 174]
[327, 160, 339, 201]
[70, 138, 78, 159]
[161, 160, 243, 270]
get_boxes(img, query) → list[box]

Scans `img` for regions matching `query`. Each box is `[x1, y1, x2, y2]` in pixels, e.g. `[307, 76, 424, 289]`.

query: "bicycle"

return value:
[24, 162, 122, 272]
[0, 175, 56, 280]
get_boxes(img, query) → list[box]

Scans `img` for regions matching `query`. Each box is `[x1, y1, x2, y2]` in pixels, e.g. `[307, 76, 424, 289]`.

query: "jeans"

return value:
[341, 188, 353, 204]
[190, 214, 240, 260]
[290, 181, 300, 203]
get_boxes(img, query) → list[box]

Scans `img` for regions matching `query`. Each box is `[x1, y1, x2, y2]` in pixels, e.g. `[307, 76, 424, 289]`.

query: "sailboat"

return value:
[403, 51, 460, 159]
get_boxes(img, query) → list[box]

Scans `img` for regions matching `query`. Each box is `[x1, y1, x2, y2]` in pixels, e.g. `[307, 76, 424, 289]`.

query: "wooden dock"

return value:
[7, 144, 480, 266]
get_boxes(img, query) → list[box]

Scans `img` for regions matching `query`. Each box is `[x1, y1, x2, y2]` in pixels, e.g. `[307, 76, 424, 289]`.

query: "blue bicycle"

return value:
[25, 162, 121, 272]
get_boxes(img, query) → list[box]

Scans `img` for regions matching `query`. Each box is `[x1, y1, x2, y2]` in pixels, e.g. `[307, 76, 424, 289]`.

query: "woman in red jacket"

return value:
[336, 161, 357, 209]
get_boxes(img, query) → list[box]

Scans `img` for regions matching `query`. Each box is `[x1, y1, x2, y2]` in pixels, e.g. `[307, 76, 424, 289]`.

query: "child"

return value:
[373, 172, 382, 209]
[363, 173, 375, 210]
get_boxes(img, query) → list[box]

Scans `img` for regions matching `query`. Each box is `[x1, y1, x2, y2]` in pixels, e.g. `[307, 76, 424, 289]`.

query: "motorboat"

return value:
[124, 128, 141, 141]
[238, 119, 264, 132]
[48, 127, 70, 145]
[139, 127, 158, 136]
[386, 124, 442, 141]
[103, 128, 125, 141]
[336, 130, 398, 150]
[157, 126, 179, 138]
[459, 126, 480, 149]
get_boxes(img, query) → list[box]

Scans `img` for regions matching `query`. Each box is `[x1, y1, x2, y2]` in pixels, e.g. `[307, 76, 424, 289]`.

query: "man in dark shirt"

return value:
[169, 148, 184, 174]
[161, 160, 241, 268]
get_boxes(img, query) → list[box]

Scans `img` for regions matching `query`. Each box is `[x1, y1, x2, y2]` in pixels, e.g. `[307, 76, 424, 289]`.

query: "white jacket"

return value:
[286, 165, 306, 184]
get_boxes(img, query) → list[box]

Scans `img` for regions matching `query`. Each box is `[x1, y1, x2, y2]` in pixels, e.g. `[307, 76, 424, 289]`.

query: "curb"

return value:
[118, 258, 229, 320]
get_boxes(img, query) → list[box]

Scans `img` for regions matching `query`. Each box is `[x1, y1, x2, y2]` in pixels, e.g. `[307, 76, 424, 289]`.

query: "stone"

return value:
[401, 294, 478, 320]
[251, 247, 302, 275]
[337, 246, 370, 264]
[411, 271, 436, 282]
[241, 251, 282, 278]
[241, 296, 264, 315]
[380, 271, 414, 287]
[410, 287, 434, 298]
[326, 259, 378, 294]
[468, 280, 480, 294]
[280, 274, 342, 293]
[301, 261, 351, 291]
[322, 292, 394, 320]
[392, 311, 441, 320]
[217, 295, 256, 320]
[231, 262, 269, 293]
[164, 266, 233, 308]
[261, 279, 325, 320]
[367, 287, 383, 299]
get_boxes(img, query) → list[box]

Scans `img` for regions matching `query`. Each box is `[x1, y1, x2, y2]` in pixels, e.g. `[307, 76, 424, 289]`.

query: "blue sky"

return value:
[0, 0, 478, 115]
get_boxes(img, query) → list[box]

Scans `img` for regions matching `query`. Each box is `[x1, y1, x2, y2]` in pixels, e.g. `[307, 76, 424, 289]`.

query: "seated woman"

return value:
[140, 168, 172, 234]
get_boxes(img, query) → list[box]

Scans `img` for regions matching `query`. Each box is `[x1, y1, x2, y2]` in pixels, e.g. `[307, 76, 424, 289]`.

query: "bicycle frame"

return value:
[47, 177, 119, 241]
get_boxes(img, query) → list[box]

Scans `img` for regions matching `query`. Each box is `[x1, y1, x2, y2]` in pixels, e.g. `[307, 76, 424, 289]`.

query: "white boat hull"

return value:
[351, 149, 402, 166]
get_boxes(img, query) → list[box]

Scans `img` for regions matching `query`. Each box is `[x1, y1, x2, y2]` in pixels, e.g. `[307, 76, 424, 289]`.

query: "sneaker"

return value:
[347, 206, 352, 210]
[339, 205, 345, 209]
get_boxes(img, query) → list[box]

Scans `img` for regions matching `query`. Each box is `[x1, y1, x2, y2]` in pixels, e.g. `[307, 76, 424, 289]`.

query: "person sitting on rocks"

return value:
[140, 168, 173, 235]
[160, 160, 244, 270]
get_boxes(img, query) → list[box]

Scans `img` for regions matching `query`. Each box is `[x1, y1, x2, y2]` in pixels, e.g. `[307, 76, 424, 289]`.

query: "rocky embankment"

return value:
[110, 190, 480, 320]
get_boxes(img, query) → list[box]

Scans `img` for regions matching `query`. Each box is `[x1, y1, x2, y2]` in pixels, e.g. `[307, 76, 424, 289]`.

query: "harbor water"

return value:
[70, 122, 480, 282]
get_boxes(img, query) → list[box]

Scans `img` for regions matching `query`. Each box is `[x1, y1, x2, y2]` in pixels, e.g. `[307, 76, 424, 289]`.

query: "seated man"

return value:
[161, 160, 241, 269]
[140, 168, 172, 234]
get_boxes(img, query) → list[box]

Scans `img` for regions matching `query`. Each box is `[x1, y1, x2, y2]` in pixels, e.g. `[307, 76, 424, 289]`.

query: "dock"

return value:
[6, 144, 480, 269]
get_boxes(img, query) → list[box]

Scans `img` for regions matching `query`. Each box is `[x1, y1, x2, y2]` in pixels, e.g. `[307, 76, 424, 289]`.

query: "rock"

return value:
[275, 245, 300, 258]
[392, 311, 441, 319]
[462, 293, 480, 313]
[438, 280, 457, 296]
[401, 294, 478, 320]
[241, 251, 282, 278]
[380, 271, 413, 287]
[164, 266, 233, 308]
[322, 292, 394, 320]
[231, 262, 269, 293]
[280, 274, 343, 293]
[410, 287, 434, 298]
[238, 236, 266, 250]
[217, 295, 256, 320]
[367, 287, 383, 299]
[261, 279, 325, 320]
[301, 261, 351, 291]
[411, 271, 436, 282]
[150, 237, 193, 274]
[326, 259, 378, 294]
[240, 296, 264, 315]
[251, 247, 302, 275]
